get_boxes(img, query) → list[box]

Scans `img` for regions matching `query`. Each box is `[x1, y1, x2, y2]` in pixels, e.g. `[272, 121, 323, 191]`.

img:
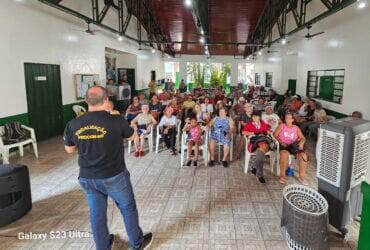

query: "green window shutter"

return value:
[319, 76, 334, 101]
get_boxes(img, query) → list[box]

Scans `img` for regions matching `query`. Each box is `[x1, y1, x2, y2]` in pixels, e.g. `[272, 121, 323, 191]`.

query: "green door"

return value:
[288, 79, 297, 95]
[24, 63, 63, 141]
[319, 76, 334, 101]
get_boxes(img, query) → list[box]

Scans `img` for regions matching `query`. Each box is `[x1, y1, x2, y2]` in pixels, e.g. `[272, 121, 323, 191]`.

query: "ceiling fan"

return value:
[304, 24, 325, 40]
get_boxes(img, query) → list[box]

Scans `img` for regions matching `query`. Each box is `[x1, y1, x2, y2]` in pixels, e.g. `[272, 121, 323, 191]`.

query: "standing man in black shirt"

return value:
[63, 86, 152, 250]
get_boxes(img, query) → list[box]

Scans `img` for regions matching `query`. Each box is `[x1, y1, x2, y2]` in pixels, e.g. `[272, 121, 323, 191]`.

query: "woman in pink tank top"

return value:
[274, 113, 309, 185]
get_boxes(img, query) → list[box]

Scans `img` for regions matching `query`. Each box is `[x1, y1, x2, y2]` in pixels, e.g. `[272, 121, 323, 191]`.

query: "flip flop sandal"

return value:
[297, 150, 309, 162]
[298, 177, 308, 186]
[279, 177, 286, 185]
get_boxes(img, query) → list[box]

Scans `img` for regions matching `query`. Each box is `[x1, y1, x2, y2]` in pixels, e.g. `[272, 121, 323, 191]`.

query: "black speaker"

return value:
[151, 71, 156, 81]
[0, 165, 32, 227]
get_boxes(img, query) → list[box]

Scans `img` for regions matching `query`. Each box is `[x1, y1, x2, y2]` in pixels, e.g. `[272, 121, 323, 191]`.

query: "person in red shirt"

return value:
[290, 95, 303, 113]
[242, 111, 271, 183]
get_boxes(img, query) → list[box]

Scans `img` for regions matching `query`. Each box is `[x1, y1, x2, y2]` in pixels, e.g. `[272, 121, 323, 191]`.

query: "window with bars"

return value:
[265, 72, 273, 88]
[307, 69, 344, 104]
[255, 73, 261, 85]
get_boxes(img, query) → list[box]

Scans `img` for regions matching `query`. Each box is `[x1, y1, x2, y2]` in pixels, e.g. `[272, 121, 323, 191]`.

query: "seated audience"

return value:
[148, 79, 157, 97]
[138, 92, 148, 105]
[233, 97, 246, 118]
[158, 107, 178, 155]
[262, 105, 281, 132]
[209, 108, 235, 168]
[169, 98, 181, 118]
[131, 105, 157, 157]
[193, 104, 206, 124]
[290, 95, 303, 113]
[179, 79, 187, 94]
[268, 89, 277, 101]
[200, 96, 214, 115]
[301, 102, 327, 138]
[149, 95, 163, 121]
[126, 96, 142, 122]
[274, 113, 308, 185]
[242, 111, 272, 183]
[294, 98, 315, 124]
[236, 103, 253, 159]
[105, 101, 120, 115]
[182, 94, 196, 118]
[253, 97, 266, 112]
[183, 115, 203, 167]
[351, 111, 363, 119]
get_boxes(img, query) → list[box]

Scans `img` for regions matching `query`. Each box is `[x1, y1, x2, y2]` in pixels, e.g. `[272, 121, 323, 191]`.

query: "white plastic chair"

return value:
[268, 101, 277, 111]
[243, 135, 279, 175]
[72, 105, 86, 117]
[127, 125, 154, 154]
[155, 119, 181, 153]
[180, 127, 209, 167]
[207, 129, 234, 162]
[0, 125, 38, 164]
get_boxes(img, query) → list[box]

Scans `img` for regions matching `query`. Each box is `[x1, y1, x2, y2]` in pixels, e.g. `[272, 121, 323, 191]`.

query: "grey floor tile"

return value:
[0, 136, 359, 249]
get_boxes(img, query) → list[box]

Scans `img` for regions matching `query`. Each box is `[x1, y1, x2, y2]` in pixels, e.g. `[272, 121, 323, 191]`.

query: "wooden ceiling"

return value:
[148, 0, 267, 56]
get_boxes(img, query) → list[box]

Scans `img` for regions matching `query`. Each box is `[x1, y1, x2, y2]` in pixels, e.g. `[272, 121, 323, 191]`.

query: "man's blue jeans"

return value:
[79, 169, 143, 250]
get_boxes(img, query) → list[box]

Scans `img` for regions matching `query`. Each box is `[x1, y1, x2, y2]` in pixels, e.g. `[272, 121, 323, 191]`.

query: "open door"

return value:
[24, 63, 63, 141]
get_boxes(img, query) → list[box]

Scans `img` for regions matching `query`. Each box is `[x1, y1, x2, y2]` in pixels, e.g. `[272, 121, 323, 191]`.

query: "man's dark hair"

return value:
[85, 86, 108, 106]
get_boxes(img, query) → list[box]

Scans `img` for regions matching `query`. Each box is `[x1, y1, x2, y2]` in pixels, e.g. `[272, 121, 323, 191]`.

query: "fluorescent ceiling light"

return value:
[184, 0, 192, 8]
[357, 0, 367, 9]
[66, 35, 78, 42]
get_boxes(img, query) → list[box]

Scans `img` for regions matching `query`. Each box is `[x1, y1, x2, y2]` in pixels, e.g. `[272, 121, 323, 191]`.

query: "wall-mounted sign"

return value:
[35, 76, 47, 81]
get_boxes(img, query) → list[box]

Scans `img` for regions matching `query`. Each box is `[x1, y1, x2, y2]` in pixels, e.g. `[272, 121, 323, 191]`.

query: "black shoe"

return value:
[128, 233, 153, 250]
[251, 168, 256, 176]
[209, 160, 215, 167]
[109, 234, 115, 246]
[186, 160, 192, 166]
[222, 161, 229, 168]
[193, 161, 198, 167]
[258, 176, 266, 183]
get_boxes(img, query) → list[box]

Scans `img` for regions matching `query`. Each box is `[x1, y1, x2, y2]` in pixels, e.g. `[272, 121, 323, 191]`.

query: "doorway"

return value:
[24, 63, 63, 141]
[288, 79, 297, 95]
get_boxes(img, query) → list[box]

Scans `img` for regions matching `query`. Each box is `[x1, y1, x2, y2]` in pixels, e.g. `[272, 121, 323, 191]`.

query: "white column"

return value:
[179, 62, 187, 83]
[230, 61, 238, 86]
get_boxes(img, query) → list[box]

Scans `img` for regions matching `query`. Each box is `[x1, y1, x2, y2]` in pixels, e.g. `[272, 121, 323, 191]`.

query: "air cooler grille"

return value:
[317, 130, 344, 187]
[351, 131, 370, 187]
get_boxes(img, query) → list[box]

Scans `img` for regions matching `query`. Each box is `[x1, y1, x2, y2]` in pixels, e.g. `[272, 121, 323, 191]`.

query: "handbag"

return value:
[248, 134, 276, 152]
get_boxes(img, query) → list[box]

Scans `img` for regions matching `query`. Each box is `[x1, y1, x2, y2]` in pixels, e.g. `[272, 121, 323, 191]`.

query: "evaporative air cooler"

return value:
[316, 117, 370, 237]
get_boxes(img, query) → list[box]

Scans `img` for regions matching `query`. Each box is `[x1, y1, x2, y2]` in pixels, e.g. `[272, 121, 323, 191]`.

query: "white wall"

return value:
[0, 0, 164, 118]
[252, 3, 370, 119]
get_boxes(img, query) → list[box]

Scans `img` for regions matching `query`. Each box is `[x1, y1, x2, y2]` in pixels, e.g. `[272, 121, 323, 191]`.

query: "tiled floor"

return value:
[0, 137, 359, 249]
